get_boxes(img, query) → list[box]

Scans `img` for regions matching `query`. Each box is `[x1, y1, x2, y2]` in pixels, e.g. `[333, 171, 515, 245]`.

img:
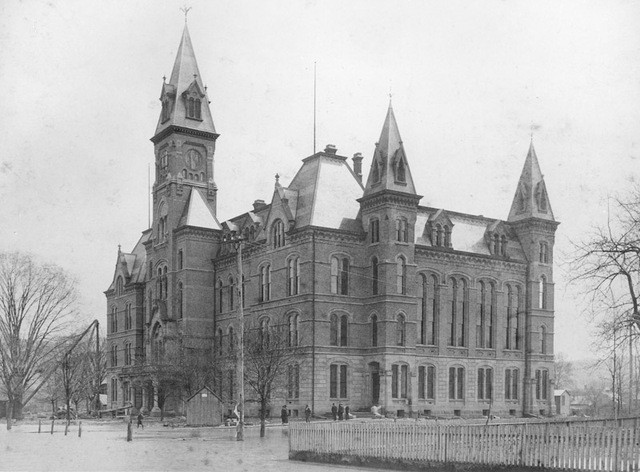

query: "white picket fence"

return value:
[289, 421, 640, 471]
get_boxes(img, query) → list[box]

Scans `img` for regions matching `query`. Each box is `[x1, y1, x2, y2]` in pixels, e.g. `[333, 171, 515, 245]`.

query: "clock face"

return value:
[185, 149, 202, 170]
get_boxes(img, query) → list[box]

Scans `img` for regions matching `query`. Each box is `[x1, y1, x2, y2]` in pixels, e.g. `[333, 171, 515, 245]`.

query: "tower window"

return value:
[370, 219, 380, 243]
[419, 274, 438, 345]
[330, 256, 349, 295]
[330, 313, 348, 346]
[396, 314, 406, 346]
[287, 257, 300, 296]
[396, 218, 408, 242]
[186, 97, 202, 120]
[371, 314, 378, 347]
[396, 157, 406, 183]
[396, 256, 407, 295]
[372, 257, 379, 295]
[260, 265, 271, 302]
[272, 220, 285, 248]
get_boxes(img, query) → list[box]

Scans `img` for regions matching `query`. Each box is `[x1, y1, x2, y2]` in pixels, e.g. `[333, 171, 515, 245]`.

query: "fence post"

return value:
[127, 420, 132, 442]
[78, 421, 82, 438]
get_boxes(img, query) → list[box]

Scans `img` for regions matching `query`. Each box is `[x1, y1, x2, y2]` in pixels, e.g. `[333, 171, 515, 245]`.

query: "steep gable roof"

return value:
[508, 142, 555, 222]
[180, 188, 221, 230]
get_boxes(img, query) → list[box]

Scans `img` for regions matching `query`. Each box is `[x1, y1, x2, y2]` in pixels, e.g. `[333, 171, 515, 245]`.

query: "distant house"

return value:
[570, 395, 592, 416]
[186, 387, 223, 426]
[554, 389, 572, 416]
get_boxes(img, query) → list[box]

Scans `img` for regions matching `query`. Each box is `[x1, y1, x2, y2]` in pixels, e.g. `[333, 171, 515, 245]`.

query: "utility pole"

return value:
[230, 234, 245, 441]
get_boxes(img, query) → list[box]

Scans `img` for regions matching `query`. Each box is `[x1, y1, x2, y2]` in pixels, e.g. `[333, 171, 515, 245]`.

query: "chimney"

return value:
[252, 199, 266, 211]
[352, 152, 363, 182]
[324, 144, 337, 155]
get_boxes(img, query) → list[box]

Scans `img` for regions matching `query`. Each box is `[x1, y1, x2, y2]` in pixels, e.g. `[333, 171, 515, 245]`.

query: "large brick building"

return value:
[106, 23, 558, 418]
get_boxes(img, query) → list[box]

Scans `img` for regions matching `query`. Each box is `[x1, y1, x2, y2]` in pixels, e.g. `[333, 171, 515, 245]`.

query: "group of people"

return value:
[281, 404, 313, 424]
[330, 403, 354, 421]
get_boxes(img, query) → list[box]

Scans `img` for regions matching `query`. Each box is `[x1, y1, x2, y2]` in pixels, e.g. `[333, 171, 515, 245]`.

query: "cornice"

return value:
[150, 125, 220, 144]
[415, 245, 527, 272]
[358, 190, 422, 210]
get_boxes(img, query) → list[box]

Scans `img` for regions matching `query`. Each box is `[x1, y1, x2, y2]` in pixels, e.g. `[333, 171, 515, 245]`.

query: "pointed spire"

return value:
[154, 23, 217, 138]
[507, 142, 555, 222]
[363, 102, 417, 197]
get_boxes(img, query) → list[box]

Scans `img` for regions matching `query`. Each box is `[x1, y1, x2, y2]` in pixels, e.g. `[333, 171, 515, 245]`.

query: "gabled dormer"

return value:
[484, 220, 509, 257]
[427, 209, 454, 248]
[160, 82, 177, 124]
[181, 80, 206, 121]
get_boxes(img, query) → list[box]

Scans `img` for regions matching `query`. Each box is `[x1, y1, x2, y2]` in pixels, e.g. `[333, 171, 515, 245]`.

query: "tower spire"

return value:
[363, 102, 417, 197]
[507, 142, 555, 222]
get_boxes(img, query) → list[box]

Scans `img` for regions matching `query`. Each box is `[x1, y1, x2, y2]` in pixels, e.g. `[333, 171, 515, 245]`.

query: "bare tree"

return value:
[554, 353, 575, 390]
[0, 252, 77, 429]
[242, 324, 299, 437]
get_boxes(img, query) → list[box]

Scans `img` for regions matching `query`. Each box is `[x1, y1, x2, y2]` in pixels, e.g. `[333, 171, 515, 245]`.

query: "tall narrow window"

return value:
[396, 256, 407, 295]
[330, 364, 348, 398]
[444, 225, 451, 248]
[535, 369, 549, 400]
[340, 314, 348, 347]
[476, 281, 485, 348]
[272, 220, 285, 248]
[195, 99, 201, 120]
[396, 218, 408, 242]
[218, 280, 224, 312]
[506, 284, 513, 349]
[260, 318, 270, 348]
[448, 278, 456, 346]
[260, 265, 271, 302]
[539, 242, 549, 263]
[540, 325, 547, 354]
[515, 286, 522, 349]
[340, 365, 348, 398]
[458, 280, 467, 347]
[228, 326, 235, 353]
[396, 157, 406, 182]
[435, 224, 443, 247]
[427, 275, 437, 345]
[125, 304, 132, 330]
[448, 367, 464, 400]
[111, 344, 118, 367]
[330, 314, 338, 346]
[371, 314, 378, 347]
[501, 235, 507, 256]
[331, 257, 349, 295]
[178, 250, 183, 270]
[288, 314, 299, 347]
[228, 277, 235, 311]
[287, 364, 300, 399]
[217, 328, 223, 356]
[370, 219, 380, 243]
[426, 365, 435, 400]
[116, 276, 124, 296]
[539, 275, 548, 309]
[287, 257, 300, 296]
[477, 367, 493, 400]
[493, 234, 500, 255]
[392, 365, 398, 398]
[330, 364, 338, 398]
[419, 276, 426, 344]
[177, 283, 183, 319]
[111, 306, 118, 333]
[396, 314, 406, 346]
[487, 283, 495, 348]
[372, 257, 379, 295]
[505, 368, 519, 400]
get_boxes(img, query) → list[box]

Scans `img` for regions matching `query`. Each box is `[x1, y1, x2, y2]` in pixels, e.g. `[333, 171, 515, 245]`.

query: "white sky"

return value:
[1, 0, 639, 361]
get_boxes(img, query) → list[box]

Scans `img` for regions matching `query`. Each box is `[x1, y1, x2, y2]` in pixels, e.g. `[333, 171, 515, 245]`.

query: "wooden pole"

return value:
[38, 419, 41, 433]
[64, 420, 69, 436]
[50, 419, 54, 434]
[127, 420, 132, 442]
[78, 421, 82, 438]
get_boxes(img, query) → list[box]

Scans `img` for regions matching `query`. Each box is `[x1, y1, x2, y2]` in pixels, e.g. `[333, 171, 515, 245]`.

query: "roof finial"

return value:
[162, 75, 166, 83]
[275, 173, 280, 184]
[180, 5, 192, 23]
[530, 121, 534, 143]
[389, 82, 393, 105]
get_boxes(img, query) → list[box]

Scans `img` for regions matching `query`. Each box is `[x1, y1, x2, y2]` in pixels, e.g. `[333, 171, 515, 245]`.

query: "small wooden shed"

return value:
[186, 387, 223, 426]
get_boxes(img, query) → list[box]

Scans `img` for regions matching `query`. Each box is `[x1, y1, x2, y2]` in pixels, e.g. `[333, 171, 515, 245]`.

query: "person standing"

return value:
[344, 405, 350, 420]
[136, 412, 144, 429]
[331, 403, 337, 421]
[305, 404, 311, 423]
[281, 405, 289, 424]
[338, 403, 344, 421]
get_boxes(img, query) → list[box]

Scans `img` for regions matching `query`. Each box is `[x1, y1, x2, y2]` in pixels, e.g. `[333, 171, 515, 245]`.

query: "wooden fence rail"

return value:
[289, 421, 639, 471]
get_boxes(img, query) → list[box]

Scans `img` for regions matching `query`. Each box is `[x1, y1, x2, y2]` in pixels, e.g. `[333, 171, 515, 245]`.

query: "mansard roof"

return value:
[154, 23, 217, 138]
[107, 232, 150, 291]
[415, 207, 526, 260]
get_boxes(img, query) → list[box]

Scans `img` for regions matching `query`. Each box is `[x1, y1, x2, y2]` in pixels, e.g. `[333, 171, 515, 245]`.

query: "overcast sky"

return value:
[1, 0, 639, 361]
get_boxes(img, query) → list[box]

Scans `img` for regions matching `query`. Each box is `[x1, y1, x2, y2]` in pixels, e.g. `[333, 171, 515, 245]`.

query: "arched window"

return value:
[535, 368, 549, 400]
[501, 235, 507, 256]
[329, 363, 348, 399]
[505, 284, 514, 349]
[448, 366, 464, 400]
[493, 234, 500, 255]
[372, 257, 379, 295]
[217, 328, 223, 356]
[260, 318, 270, 348]
[444, 225, 452, 248]
[418, 365, 436, 400]
[396, 314, 406, 346]
[260, 265, 271, 302]
[228, 276, 235, 311]
[195, 99, 202, 120]
[396, 256, 407, 295]
[287, 257, 300, 296]
[540, 325, 547, 354]
[505, 368, 519, 400]
[515, 286, 522, 349]
[396, 157, 406, 182]
[369, 219, 380, 244]
[111, 306, 118, 333]
[448, 277, 467, 347]
[125, 343, 132, 365]
[371, 160, 380, 183]
[178, 250, 183, 270]
[288, 314, 299, 347]
[228, 326, 235, 353]
[330, 256, 349, 295]
[539, 242, 549, 263]
[539, 275, 548, 309]
[177, 283, 183, 319]
[436, 224, 443, 247]
[424, 275, 438, 345]
[476, 281, 486, 348]
[125, 303, 132, 330]
[218, 279, 224, 312]
[329, 313, 348, 346]
[396, 217, 408, 242]
[111, 344, 118, 367]
[272, 220, 285, 248]
[187, 97, 195, 118]
[158, 202, 168, 242]
[371, 314, 378, 347]
[116, 276, 124, 296]
[391, 363, 409, 399]
[477, 367, 493, 400]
